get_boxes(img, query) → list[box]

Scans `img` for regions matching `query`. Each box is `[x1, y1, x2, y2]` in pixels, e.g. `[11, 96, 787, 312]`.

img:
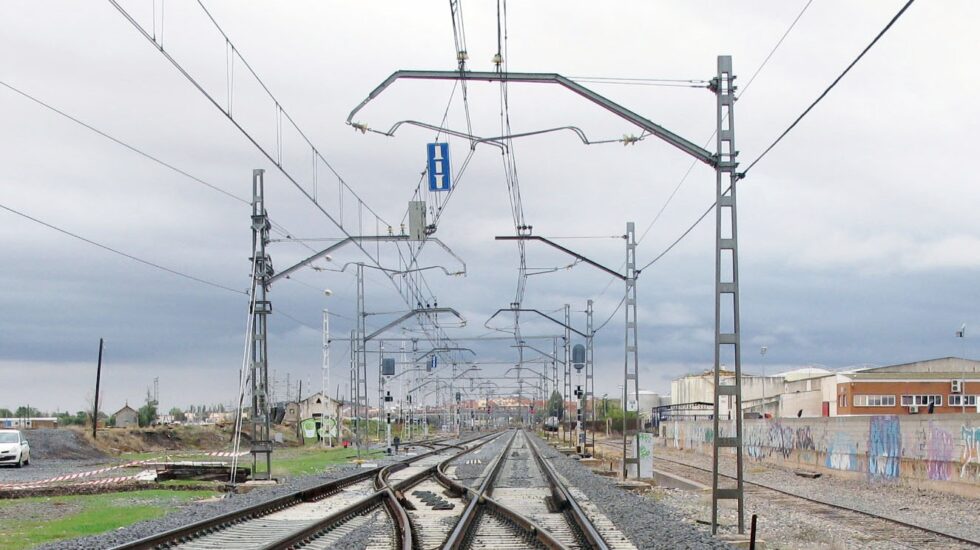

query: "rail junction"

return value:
[110, 430, 637, 550]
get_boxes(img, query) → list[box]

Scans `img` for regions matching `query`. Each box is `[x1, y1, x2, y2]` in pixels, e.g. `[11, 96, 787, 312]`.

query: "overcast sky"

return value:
[2, 0, 978, 414]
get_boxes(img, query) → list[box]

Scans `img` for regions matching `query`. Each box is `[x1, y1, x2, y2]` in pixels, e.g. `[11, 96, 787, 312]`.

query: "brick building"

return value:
[835, 357, 980, 415]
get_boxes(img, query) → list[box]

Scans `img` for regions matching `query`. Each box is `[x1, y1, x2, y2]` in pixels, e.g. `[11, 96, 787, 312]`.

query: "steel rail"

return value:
[629, 445, 980, 548]
[527, 432, 610, 549]
[439, 429, 573, 550]
[376, 431, 507, 547]
[107, 435, 460, 550]
[263, 431, 504, 550]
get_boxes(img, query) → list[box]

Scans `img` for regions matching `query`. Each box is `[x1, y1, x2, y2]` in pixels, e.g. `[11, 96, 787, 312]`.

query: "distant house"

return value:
[299, 392, 341, 422]
[281, 401, 301, 426]
[113, 404, 139, 428]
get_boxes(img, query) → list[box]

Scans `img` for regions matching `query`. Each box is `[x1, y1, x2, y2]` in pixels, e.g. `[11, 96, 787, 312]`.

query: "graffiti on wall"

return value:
[663, 417, 978, 486]
[745, 420, 794, 461]
[925, 422, 954, 481]
[669, 423, 713, 450]
[825, 432, 859, 472]
[868, 415, 901, 480]
[961, 425, 980, 480]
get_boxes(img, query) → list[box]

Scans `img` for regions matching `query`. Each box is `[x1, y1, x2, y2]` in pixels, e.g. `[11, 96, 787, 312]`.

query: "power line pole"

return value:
[563, 304, 571, 444]
[92, 338, 103, 440]
[354, 263, 368, 457]
[623, 222, 640, 478]
[249, 168, 273, 480]
[585, 299, 594, 456]
[711, 55, 745, 534]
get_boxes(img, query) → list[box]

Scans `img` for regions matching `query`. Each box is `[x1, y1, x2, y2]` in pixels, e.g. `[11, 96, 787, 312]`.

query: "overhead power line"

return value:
[591, 0, 816, 304]
[638, 0, 916, 272]
[0, 80, 246, 205]
[741, 0, 916, 176]
[0, 202, 246, 295]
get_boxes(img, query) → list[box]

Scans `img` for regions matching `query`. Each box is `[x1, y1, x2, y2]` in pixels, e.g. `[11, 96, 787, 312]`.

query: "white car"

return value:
[0, 429, 30, 467]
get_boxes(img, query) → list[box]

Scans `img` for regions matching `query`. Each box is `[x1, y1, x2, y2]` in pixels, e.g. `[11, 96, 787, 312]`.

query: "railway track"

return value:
[593, 438, 980, 549]
[111, 431, 639, 550]
[441, 430, 636, 550]
[109, 434, 493, 550]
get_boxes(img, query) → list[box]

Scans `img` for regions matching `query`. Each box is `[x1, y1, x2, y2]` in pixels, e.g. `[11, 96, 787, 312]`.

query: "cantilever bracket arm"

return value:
[365, 307, 465, 342]
[268, 235, 409, 287]
[347, 70, 716, 167]
[496, 235, 626, 281]
[415, 347, 476, 361]
[485, 308, 588, 339]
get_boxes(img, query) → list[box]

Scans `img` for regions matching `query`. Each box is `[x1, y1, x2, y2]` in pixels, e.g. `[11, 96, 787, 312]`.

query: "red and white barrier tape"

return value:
[0, 450, 248, 490]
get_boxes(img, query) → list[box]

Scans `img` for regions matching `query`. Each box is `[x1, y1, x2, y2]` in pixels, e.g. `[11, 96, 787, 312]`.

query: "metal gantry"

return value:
[249, 169, 273, 479]
[711, 55, 745, 534]
[623, 222, 640, 478]
[349, 57, 746, 532]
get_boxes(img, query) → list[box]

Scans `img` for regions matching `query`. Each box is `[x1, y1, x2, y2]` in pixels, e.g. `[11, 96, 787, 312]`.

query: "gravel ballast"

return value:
[526, 432, 733, 550]
[654, 444, 980, 547]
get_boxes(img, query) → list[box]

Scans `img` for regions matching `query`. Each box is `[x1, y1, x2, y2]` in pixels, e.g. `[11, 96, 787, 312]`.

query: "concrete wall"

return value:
[660, 414, 980, 493]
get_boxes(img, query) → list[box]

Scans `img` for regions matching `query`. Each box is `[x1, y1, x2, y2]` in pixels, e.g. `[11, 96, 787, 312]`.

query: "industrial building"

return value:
[668, 357, 980, 419]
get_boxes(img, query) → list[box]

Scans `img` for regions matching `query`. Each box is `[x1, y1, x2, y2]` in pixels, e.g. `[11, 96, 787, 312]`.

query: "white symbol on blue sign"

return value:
[427, 143, 451, 192]
[428, 356, 438, 372]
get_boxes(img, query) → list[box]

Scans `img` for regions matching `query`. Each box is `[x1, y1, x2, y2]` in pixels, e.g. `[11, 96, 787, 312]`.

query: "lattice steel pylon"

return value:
[354, 263, 369, 457]
[623, 222, 640, 478]
[711, 55, 745, 534]
[563, 304, 572, 444]
[249, 168, 273, 480]
[585, 299, 594, 455]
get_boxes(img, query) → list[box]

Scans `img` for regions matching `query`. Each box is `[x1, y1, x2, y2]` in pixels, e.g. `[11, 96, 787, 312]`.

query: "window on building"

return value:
[949, 395, 978, 407]
[853, 395, 896, 407]
[902, 395, 943, 406]
[838, 394, 847, 407]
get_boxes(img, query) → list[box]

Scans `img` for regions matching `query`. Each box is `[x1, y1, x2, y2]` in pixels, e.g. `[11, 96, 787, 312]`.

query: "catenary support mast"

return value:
[623, 222, 640, 477]
[711, 55, 745, 534]
[249, 169, 273, 479]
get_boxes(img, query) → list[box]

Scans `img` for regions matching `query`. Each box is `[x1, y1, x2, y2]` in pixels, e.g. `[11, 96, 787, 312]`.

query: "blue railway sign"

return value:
[427, 142, 451, 192]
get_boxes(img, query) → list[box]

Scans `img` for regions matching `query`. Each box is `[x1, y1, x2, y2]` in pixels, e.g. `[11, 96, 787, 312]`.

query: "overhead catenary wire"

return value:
[108, 0, 462, 354]
[0, 79, 315, 257]
[0, 202, 246, 295]
[637, 0, 915, 271]
[741, 0, 915, 177]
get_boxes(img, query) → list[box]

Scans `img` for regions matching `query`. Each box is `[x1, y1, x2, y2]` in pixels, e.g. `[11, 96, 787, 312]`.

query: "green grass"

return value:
[0, 489, 219, 550]
[270, 446, 385, 477]
[118, 450, 219, 462]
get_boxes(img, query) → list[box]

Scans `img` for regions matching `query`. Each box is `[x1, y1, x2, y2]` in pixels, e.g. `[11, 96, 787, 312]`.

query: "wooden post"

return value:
[93, 338, 104, 439]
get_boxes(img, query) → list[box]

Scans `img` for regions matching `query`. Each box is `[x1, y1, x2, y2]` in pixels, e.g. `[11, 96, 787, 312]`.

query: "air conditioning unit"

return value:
[952, 380, 963, 393]
[908, 405, 919, 414]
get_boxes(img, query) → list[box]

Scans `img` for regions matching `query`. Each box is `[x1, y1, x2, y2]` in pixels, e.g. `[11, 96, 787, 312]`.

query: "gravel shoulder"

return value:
[655, 445, 980, 545]
[527, 432, 733, 549]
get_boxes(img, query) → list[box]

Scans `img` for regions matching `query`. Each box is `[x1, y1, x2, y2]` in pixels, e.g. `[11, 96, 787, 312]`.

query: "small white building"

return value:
[113, 404, 139, 428]
[298, 392, 341, 422]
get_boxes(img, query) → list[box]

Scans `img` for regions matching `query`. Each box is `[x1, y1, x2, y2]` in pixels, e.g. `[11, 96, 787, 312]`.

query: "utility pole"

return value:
[92, 338, 103, 440]
[249, 168, 273, 480]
